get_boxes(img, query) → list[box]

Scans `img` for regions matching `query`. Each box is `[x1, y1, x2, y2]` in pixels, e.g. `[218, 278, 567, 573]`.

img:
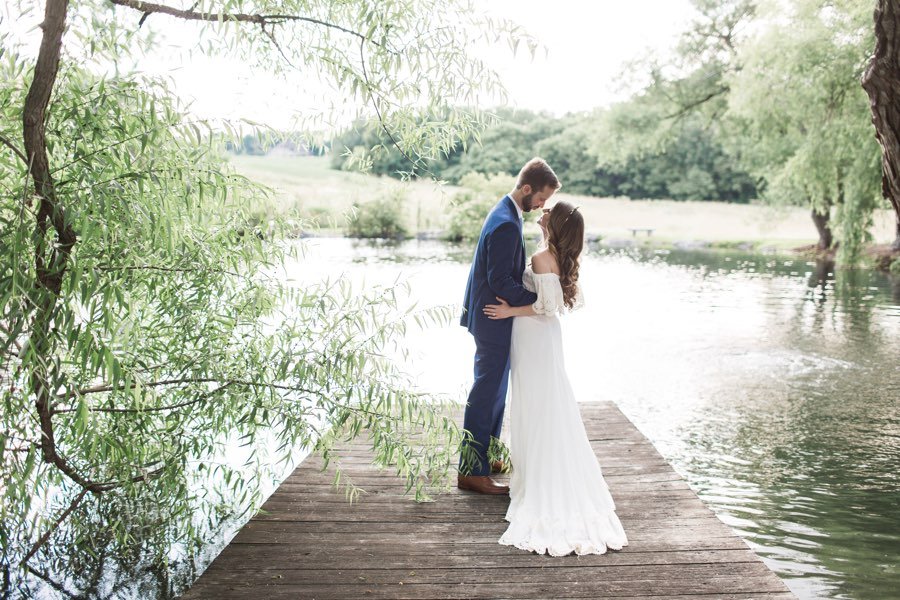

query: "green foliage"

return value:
[0, 0, 527, 593]
[444, 172, 515, 242]
[225, 131, 327, 156]
[346, 187, 410, 239]
[440, 110, 565, 182]
[331, 108, 561, 181]
[890, 257, 900, 276]
[487, 436, 511, 471]
[727, 0, 881, 262]
[589, 112, 758, 201]
[331, 119, 425, 177]
[580, 0, 760, 204]
[535, 119, 617, 197]
[580, 0, 753, 180]
[334, 107, 759, 202]
[575, 0, 882, 261]
[1, 57, 462, 586]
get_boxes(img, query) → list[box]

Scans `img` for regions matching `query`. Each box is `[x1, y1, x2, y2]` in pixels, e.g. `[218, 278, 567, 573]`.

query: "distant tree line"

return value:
[330, 107, 759, 203]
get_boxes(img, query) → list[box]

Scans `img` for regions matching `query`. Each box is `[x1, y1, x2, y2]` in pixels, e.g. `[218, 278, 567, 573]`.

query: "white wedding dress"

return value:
[499, 267, 628, 556]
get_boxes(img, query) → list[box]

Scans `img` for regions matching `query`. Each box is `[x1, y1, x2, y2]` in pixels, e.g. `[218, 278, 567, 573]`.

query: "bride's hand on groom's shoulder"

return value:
[484, 296, 513, 320]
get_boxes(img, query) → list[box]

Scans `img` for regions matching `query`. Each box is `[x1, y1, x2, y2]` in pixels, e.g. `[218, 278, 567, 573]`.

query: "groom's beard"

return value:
[521, 193, 534, 212]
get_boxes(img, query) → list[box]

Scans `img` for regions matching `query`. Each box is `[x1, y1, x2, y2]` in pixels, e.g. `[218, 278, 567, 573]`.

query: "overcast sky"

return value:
[5, 1, 698, 129]
[481, 0, 696, 114]
[139, 0, 699, 129]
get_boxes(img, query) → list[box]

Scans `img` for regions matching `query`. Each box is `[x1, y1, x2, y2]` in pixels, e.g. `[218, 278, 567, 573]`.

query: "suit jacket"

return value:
[460, 195, 538, 341]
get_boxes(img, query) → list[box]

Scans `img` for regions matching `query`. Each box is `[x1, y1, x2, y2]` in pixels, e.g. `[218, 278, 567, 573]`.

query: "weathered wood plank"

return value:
[180, 402, 795, 599]
[208, 547, 764, 568]
[249, 505, 716, 521]
[199, 561, 778, 585]
[185, 577, 792, 600]
[273, 479, 696, 494]
[231, 516, 731, 537]
[229, 533, 745, 552]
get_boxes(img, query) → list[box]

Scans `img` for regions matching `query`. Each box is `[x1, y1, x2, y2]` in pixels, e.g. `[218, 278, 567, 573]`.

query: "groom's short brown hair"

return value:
[516, 157, 561, 192]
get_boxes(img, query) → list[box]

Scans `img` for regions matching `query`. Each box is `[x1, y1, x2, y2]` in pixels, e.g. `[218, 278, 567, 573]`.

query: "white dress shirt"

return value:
[510, 193, 524, 222]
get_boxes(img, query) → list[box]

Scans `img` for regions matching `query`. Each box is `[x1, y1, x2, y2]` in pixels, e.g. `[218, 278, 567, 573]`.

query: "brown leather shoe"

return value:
[491, 460, 508, 473]
[457, 475, 510, 495]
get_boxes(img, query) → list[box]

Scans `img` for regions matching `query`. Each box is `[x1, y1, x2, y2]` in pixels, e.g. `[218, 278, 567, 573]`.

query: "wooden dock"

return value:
[182, 402, 796, 599]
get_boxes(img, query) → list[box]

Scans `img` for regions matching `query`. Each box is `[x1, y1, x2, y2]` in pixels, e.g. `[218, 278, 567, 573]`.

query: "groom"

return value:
[458, 157, 561, 494]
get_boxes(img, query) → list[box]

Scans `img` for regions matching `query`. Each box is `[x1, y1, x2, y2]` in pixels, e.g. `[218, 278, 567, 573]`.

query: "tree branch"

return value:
[19, 453, 169, 566]
[663, 85, 729, 121]
[358, 38, 428, 177]
[50, 119, 181, 175]
[54, 376, 223, 405]
[21, 488, 88, 566]
[259, 21, 297, 68]
[23, 0, 77, 493]
[95, 263, 241, 277]
[85, 462, 168, 491]
[0, 321, 25, 352]
[54, 375, 398, 421]
[23, 564, 79, 598]
[54, 382, 234, 414]
[0, 132, 28, 164]
[108, 0, 377, 44]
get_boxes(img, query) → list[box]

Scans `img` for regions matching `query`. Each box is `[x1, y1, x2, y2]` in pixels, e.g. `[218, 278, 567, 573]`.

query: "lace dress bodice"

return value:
[522, 267, 584, 315]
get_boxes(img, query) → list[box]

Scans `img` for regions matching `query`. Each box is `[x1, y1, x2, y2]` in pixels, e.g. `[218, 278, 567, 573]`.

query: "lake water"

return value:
[289, 237, 900, 600]
[9, 237, 898, 599]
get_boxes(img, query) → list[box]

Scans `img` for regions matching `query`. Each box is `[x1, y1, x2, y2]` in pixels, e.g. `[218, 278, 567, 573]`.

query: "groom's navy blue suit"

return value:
[459, 195, 538, 476]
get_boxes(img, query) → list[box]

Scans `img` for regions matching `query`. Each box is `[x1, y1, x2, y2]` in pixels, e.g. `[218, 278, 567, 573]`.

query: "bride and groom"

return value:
[458, 158, 628, 557]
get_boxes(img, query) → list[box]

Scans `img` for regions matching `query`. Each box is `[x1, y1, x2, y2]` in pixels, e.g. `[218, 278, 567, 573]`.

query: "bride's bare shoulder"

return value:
[530, 250, 560, 275]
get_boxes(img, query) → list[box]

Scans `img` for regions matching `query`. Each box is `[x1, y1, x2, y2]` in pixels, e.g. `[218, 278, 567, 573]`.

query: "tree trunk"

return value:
[811, 207, 833, 250]
[22, 0, 79, 476]
[862, 0, 900, 251]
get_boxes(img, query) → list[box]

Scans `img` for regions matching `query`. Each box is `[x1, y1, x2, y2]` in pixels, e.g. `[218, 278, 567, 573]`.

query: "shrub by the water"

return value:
[346, 187, 410, 239]
[890, 257, 900, 276]
[444, 172, 515, 242]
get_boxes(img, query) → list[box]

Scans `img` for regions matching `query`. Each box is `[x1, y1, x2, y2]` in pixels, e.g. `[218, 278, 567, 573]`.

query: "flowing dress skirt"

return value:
[500, 313, 628, 556]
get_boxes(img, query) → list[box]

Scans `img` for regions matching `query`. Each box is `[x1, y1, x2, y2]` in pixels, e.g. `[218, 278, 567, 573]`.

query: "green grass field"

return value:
[230, 155, 897, 249]
[229, 155, 458, 233]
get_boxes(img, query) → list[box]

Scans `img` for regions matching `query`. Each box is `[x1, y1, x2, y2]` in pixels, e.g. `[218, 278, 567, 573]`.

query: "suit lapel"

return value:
[504, 195, 525, 256]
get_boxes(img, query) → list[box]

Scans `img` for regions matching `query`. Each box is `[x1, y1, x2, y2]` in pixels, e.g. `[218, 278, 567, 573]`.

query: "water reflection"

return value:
[3, 425, 298, 599]
[579, 245, 900, 600]
[6, 239, 898, 599]
[5, 492, 199, 599]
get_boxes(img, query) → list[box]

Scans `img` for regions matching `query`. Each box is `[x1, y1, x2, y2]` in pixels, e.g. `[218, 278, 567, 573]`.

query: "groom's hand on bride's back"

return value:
[483, 296, 512, 320]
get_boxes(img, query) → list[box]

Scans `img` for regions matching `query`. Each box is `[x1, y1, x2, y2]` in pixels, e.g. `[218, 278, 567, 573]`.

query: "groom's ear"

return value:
[520, 184, 532, 195]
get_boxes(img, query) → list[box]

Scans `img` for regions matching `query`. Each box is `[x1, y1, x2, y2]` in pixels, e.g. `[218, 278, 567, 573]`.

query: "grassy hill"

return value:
[230, 155, 897, 250]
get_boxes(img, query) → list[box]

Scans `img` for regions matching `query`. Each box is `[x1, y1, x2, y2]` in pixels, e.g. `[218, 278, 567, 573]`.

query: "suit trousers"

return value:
[459, 334, 511, 476]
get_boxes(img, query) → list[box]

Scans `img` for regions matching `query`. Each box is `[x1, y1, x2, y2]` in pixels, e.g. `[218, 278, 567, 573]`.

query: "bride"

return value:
[482, 200, 628, 557]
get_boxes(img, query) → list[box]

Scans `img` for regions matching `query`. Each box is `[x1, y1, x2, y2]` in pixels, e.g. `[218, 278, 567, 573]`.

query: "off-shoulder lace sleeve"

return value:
[531, 273, 565, 315]
[569, 284, 585, 312]
[531, 275, 584, 315]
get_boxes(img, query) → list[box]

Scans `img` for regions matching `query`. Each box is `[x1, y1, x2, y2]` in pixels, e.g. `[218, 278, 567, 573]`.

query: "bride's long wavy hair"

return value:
[545, 201, 584, 309]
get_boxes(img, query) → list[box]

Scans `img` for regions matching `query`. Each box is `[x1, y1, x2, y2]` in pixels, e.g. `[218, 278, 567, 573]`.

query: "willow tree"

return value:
[862, 0, 900, 250]
[586, 0, 754, 163]
[727, 0, 882, 261]
[0, 0, 530, 595]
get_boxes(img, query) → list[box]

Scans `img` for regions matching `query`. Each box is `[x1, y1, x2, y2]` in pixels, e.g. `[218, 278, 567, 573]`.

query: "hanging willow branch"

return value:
[7, 0, 515, 574]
